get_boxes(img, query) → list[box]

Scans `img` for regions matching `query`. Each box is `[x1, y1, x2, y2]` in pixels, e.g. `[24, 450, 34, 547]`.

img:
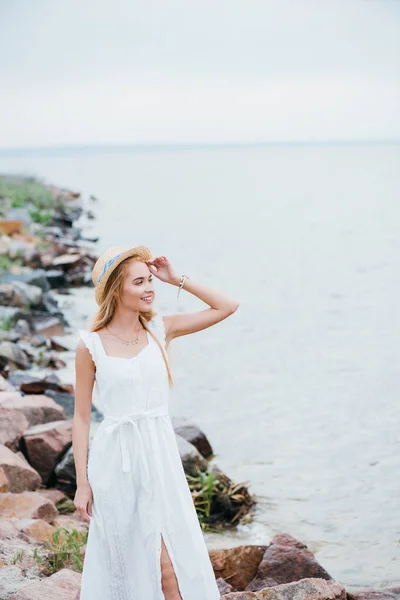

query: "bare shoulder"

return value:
[75, 341, 96, 374]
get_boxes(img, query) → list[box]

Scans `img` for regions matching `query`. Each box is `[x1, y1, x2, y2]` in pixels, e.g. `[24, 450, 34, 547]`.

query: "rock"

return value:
[8, 567, 81, 599]
[53, 446, 77, 482]
[51, 253, 82, 269]
[0, 282, 43, 308]
[0, 269, 51, 292]
[0, 373, 15, 391]
[0, 341, 30, 369]
[0, 305, 27, 325]
[0, 491, 58, 522]
[35, 350, 67, 370]
[32, 316, 65, 338]
[348, 588, 400, 600]
[246, 533, 332, 591]
[217, 577, 236, 595]
[0, 392, 66, 427]
[42, 269, 68, 289]
[175, 434, 208, 476]
[11, 340, 41, 363]
[0, 444, 42, 492]
[172, 417, 213, 458]
[15, 319, 33, 336]
[6, 207, 34, 227]
[0, 566, 41, 599]
[27, 335, 49, 348]
[0, 220, 23, 235]
[0, 330, 20, 343]
[50, 337, 69, 352]
[45, 389, 103, 421]
[221, 577, 346, 599]
[0, 517, 43, 589]
[79, 233, 99, 243]
[37, 488, 67, 505]
[0, 406, 29, 450]
[0, 465, 9, 491]
[0, 515, 22, 540]
[9, 373, 68, 394]
[54, 421, 100, 483]
[23, 420, 73, 484]
[210, 545, 267, 591]
[40, 291, 63, 316]
[10, 517, 56, 545]
[65, 270, 92, 287]
[52, 514, 88, 534]
[47, 183, 81, 201]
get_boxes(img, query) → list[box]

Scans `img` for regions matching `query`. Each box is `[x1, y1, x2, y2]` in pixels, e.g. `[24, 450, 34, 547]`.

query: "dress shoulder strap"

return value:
[77, 329, 98, 365]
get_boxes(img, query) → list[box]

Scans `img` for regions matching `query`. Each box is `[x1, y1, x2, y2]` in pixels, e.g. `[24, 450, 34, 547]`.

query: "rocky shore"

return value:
[0, 175, 397, 599]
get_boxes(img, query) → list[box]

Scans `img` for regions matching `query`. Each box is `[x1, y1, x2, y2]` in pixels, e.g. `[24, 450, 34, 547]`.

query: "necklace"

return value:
[105, 324, 143, 346]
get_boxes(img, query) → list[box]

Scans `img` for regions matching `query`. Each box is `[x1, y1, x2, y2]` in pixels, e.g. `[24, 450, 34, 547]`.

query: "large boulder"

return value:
[172, 416, 213, 458]
[0, 372, 16, 391]
[0, 518, 42, 595]
[348, 588, 400, 600]
[54, 421, 101, 483]
[23, 420, 73, 484]
[210, 545, 267, 591]
[10, 517, 56, 545]
[0, 491, 58, 522]
[246, 534, 332, 591]
[175, 433, 208, 476]
[0, 465, 9, 491]
[221, 577, 346, 599]
[0, 391, 66, 427]
[0, 406, 29, 451]
[0, 282, 43, 308]
[8, 372, 68, 394]
[8, 567, 81, 599]
[0, 444, 42, 492]
[44, 389, 103, 421]
[0, 341, 30, 370]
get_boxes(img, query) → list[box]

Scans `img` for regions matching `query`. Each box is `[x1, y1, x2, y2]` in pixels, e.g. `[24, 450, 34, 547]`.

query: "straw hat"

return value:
[91, 245, 152, 305]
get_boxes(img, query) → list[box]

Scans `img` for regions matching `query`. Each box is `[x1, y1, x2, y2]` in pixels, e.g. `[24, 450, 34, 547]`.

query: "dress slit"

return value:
[159, 528, 184, 599]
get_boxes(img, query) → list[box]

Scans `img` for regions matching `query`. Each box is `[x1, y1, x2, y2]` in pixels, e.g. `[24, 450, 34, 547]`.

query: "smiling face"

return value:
[118, 259, 155, 310]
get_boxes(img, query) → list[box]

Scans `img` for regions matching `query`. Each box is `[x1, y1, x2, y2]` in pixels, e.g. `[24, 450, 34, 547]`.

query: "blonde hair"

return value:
[89, 255, 174, 389]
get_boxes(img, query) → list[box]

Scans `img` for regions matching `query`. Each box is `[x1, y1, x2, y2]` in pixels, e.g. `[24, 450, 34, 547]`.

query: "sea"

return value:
[1, 142, 399, 590]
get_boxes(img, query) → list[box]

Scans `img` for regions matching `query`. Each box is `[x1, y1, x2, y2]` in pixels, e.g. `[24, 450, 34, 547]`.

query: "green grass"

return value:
[0, 253, 25, 274]
[0, 178, 53, 210]
[0, 317, 14, 331]
[187, 469, 255, 532]
[32, 526, 89, 574]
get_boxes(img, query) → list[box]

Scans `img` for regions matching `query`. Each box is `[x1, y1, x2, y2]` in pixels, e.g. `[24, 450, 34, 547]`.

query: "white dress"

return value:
[77, 314, 221, 600]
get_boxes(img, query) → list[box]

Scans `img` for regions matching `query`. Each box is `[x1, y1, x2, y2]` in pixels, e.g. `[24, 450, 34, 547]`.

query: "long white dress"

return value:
[77, 314, 221, 600]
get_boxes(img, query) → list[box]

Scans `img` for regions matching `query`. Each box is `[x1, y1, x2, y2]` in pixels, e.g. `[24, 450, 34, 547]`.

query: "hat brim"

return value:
[94, 245, 152, 305]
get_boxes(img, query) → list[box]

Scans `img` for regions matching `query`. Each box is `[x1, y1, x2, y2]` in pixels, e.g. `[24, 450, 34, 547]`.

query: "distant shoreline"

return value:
[0, 139, 399, 158]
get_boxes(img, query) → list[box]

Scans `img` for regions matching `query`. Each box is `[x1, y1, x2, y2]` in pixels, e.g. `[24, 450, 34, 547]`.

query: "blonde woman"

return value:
[73, 245, 239, 600]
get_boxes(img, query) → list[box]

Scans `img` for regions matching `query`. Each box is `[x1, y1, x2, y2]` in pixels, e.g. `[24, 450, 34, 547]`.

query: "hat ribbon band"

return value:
[97, 252, 124, 284]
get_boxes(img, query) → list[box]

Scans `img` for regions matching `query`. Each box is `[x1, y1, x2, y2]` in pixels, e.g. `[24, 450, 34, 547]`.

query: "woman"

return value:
[73, 244, 239, 600]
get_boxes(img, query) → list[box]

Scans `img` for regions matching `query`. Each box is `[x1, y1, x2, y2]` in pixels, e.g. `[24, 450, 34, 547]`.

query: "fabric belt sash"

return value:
[102, 405, 169, 478]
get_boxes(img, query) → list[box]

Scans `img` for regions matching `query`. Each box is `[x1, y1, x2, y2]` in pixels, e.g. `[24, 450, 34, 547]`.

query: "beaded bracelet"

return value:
[177, 274, 189, 299]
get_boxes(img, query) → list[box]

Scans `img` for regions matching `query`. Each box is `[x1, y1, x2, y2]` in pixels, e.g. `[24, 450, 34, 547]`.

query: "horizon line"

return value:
[0, 139, 399, 157]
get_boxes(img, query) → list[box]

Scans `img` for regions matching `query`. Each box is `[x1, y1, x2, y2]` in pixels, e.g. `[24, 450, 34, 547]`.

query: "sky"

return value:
[0, 0, 399, 147]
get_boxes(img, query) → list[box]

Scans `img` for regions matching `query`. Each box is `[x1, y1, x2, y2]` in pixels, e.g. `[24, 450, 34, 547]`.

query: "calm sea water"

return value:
[1, 143, 399, 590]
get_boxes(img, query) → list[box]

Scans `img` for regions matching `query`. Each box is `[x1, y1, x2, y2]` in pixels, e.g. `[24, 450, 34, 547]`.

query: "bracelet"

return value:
[177, 274, 189, 299]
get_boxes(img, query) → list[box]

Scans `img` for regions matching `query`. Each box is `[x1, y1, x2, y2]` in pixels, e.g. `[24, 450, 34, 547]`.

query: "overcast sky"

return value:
[0, 0, 399, 147]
